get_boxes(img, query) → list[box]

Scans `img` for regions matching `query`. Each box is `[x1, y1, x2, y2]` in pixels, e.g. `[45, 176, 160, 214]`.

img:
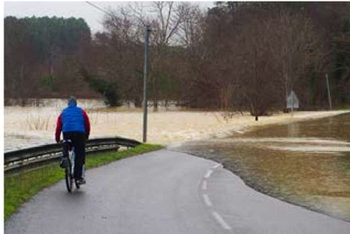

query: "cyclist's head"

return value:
[68, 96, 77, 106]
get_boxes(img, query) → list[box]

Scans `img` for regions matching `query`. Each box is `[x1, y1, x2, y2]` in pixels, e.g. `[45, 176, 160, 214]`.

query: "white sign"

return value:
[287, 91, 299, 109]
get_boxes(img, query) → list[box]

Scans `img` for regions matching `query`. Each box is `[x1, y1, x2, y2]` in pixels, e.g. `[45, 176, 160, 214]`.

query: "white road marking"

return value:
[202, 181, 207, 190]
[202, 194, 212, 207]
[204, 169, 213, 178]
[212, 211, 232, 230]
[203, 165, 231, 231]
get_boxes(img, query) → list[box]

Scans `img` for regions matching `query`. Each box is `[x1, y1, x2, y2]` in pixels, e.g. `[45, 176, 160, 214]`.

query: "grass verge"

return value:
[4, 144, 163, 221]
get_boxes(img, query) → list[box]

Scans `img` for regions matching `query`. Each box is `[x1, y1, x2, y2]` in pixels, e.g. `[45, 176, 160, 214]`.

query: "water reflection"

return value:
[288, 122, 300, 137]
[174, 113, 350, 222]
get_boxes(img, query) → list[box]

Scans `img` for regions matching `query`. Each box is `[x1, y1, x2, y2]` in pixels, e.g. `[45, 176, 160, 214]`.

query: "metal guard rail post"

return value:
[4, 137, 141, 173]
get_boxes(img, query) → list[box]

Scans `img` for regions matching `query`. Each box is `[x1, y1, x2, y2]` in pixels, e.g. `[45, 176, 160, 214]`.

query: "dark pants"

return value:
[63, 132, 86, 179]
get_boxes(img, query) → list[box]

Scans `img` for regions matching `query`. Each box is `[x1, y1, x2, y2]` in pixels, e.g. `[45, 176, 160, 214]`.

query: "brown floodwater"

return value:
[174, 113, 350, 222]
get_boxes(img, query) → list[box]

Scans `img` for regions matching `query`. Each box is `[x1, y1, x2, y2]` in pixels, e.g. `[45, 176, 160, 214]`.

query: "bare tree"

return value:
[91, 8, 145, 106]
[178, 5, 204, 48]
[234, 11, 283, 120]
[124, 1, 195, 110]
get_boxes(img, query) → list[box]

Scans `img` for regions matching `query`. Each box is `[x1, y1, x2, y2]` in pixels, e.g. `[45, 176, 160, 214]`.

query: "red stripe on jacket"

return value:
[82, 110, 90, 138]
[55, 114, 62, 142]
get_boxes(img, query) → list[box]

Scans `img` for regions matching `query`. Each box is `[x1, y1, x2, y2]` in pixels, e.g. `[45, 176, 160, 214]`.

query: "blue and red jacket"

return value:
[55, 104, 90, 142]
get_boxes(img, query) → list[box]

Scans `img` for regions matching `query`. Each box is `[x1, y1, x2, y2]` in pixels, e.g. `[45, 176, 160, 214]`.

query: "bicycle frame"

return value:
[68, 146, 75, 175]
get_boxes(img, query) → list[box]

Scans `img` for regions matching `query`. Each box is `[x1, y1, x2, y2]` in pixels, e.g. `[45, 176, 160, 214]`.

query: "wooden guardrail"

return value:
[4, 137, 141, 173]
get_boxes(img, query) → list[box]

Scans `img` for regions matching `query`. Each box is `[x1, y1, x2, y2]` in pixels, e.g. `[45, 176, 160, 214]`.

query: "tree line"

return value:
[4, 2, 350, 117]
[4, 16, 92, 105]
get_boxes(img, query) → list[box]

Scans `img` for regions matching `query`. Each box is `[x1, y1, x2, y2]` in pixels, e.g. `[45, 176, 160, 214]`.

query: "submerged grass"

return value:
[4, 144, 163, 221]
[345, 153, 350, 180]
[177, 113, 350, 221]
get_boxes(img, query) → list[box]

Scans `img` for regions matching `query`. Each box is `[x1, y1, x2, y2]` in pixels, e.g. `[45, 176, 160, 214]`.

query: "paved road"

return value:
[5, 150, 350, 234]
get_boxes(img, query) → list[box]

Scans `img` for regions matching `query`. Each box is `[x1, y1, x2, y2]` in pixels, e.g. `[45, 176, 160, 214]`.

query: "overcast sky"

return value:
[4, 1, 215, 33]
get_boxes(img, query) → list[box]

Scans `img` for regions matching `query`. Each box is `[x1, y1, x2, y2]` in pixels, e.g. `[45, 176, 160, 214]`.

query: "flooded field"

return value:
[5, 99, 348, 152]
[172, 113, 350, 221]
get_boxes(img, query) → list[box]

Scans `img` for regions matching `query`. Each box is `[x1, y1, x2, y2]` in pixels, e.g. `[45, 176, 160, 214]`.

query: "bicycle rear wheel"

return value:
[65, 160, 73, 193]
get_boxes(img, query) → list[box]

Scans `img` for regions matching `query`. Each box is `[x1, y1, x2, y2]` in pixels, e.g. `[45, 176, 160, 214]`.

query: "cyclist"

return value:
[55, 96, 90, 184]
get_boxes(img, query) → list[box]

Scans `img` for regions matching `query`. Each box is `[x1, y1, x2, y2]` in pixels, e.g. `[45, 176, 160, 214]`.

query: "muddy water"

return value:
[174, 113, 350, 222]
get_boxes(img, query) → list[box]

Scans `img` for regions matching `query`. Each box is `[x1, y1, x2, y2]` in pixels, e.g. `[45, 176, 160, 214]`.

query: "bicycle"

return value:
[61, 140, 82, 192]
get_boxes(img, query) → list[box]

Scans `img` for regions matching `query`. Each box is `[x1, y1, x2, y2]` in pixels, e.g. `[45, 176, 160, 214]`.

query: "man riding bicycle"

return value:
[55, 96, 90, 184]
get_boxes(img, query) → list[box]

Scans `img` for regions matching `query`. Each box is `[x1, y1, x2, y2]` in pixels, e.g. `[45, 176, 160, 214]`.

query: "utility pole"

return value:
[254, 47, 258, 121]
[325, 73, 332, 110]
[143, 25, 151, 143]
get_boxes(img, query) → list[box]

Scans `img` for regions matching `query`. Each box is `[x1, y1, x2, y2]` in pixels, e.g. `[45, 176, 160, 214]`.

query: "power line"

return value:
[85, 1, 111, 16]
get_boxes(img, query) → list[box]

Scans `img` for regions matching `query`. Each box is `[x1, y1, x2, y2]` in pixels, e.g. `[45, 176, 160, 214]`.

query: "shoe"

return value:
[76, 178, 86, 185]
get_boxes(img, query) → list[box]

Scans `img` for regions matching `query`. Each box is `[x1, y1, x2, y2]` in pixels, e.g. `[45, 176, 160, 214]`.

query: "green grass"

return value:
[337, 105, 350, 110]
[4, 144, 163, 221]
[345, 164, 350, 180]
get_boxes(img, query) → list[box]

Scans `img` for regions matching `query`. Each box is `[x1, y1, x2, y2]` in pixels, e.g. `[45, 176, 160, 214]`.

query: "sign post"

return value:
[325, 74, 332, 110]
